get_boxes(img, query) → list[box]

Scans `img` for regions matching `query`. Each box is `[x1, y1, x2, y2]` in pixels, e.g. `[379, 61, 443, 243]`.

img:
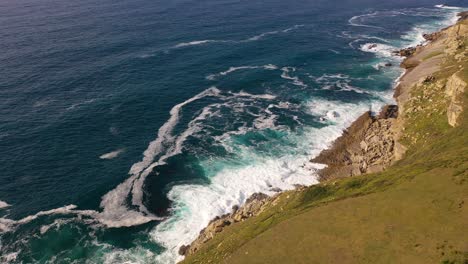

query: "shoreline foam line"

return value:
[150, 98, 386, 264]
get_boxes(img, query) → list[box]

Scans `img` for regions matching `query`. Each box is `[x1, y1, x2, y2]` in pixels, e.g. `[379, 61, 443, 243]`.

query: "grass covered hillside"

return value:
[181, 19, 468, 264]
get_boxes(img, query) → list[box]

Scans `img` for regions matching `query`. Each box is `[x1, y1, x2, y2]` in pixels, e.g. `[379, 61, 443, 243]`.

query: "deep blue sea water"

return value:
[1, 0, 467, 263]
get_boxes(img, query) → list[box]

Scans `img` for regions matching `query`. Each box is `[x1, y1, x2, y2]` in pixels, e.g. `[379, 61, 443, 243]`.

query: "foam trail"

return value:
[230, 91, 276, 100]
[89, 89, 277, 228]
[348, 13, 385, 29]
[282, 24, 304, 32]
[245, 25, 303, 41]
[129, 87, 220, 176]
[131, 103, 220, 212]
[99, 87, 221, 227]
[206, 64, 278, 80]
[174, 25, 304, 50]
[0, 205, 97, 233]
[100, 149, 125, 160]
[173, 40, 224, 48]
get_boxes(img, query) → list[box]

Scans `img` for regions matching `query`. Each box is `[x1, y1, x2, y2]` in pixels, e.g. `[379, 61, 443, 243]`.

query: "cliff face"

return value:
[314, 16, 467, 181]
[311, 106, 399, 180]
[180, 15, 468, 263]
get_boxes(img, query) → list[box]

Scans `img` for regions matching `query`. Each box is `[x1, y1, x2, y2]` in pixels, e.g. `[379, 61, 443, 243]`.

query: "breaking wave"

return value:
[150, 97, 387, 263]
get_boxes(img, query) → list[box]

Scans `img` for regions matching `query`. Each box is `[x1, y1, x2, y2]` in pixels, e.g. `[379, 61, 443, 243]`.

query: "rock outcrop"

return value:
[446, 72, 467, 127]
[423, 32, 442, 41]
[179, 192, 279, 256]
[457, 11, 468, 22]
[395, 46, 418, 58]
[311, 105, 399, 180]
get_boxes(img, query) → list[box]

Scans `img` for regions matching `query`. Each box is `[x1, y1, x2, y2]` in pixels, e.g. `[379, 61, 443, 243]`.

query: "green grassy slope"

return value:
[182, 22, 468, 264]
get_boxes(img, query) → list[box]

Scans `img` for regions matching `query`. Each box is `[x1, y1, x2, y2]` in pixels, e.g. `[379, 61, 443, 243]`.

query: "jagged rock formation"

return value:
[179, 192, 279, 256]
[311, 105, 399, 180]
[395, 46, 419, 58]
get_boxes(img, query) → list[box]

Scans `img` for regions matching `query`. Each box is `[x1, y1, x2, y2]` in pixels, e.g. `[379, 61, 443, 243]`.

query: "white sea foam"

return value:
[0, 200, 10, 209]
[100, 149, 125, 160]
[39, 219, 74, 235]
[98, 87, 221, 228]
[150, 97, 385, 263]
[174, 40, 222, 48]
[152, 157, 321, 263]
[282, 24, 304, 33]
[315, 73, 351, 82]
[280, 67, 307, 87]
[0, 205, 97, 233]
[67, 98, 98, 110]
[245, 24, 304, 41]
[0, 88, 224, 232]
[253, 105, 278, 129]
[435, 4, 461, 10]
[206, 64, 278, 80]
[314, 73, 374, 95]
[359, 43, 399, 58]
[2, 251, 19, 263]
[230, 90, 276, 100]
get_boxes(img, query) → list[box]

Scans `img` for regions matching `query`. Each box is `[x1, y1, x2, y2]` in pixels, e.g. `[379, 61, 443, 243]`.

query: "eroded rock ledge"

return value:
[311, 105, 401, 180]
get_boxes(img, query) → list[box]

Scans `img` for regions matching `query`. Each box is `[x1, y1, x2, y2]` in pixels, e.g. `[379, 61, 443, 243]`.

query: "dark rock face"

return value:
[379, 105, 399, 119]
[458, 11, 468, 22]
[423, 32, 441, 41]
[422, 75, 436, 83]
[395, 47, 417, 57]
[179, 245, 190, 256]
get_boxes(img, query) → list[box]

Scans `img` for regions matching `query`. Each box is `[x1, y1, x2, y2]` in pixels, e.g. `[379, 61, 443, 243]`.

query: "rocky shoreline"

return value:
[179, 12, 468, 259]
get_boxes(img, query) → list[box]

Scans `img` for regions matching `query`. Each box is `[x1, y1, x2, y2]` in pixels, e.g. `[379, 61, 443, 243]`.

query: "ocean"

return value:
[0, 0, 466, 263]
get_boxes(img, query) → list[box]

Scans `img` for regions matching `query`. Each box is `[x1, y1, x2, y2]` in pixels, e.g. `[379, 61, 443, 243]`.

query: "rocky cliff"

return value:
[311, 105, 399, 180]
[180, 13, 468, 261]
